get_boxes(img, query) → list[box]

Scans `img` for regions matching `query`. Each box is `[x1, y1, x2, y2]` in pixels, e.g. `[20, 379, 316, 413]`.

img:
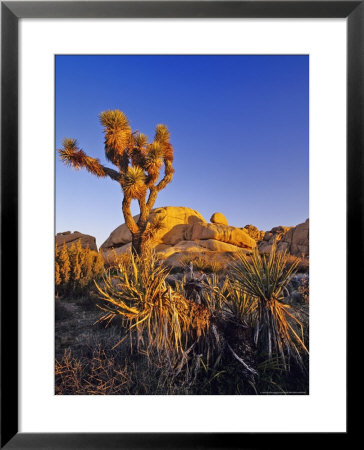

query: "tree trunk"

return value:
[131, 229, 149, 256]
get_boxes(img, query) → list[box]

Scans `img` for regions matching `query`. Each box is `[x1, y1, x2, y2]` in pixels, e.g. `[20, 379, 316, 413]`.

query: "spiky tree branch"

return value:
[58, 139, 121, 182]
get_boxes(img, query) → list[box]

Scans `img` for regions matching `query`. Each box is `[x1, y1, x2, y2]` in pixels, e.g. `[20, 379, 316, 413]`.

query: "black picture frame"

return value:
[1, 1, 356, 448]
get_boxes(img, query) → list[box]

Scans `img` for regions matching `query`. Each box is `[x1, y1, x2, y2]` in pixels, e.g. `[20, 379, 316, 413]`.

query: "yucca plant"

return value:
[230, 245, 308, 368]
[58, 110, 174, 255]
[224, 279, 257, 328]
[94, 251, 210, 359]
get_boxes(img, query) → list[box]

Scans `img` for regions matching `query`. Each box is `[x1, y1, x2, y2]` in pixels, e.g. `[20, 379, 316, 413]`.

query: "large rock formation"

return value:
[101, 206, 206, 250]
[101, 206, 255, 264]
[186, 222, 256, 249]
[258, 219, 309, 257]
[56, 231, 98, 252]
[101, 206, 309, 264]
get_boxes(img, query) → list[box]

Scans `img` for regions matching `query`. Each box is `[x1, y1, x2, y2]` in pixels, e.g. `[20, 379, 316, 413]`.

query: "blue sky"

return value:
[56, 55, 309, 248]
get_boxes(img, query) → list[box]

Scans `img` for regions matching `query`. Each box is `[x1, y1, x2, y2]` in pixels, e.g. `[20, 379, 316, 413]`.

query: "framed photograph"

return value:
[1, 1, 356, 448]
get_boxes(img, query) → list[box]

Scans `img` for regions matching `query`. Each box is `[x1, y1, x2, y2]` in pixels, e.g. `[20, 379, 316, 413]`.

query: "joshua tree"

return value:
[58, 110, 174, 255]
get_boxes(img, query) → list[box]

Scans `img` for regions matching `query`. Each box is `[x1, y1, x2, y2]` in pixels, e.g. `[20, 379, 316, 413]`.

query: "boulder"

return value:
[210, 212, 228, 226]
[157, 239, 249, 263]
[156, 241, 207, 260]
[173, 240, 206, 253]
[155, 243, 172, 253]
[100, 206, 308, 266]
[277, 241, 290, 252]
[155, 207, 206, 245]
[263, 232, 273, 242]
[101, 206, 206, 250]
[197, 239, 243, 252]
[258, 219, 309, 256]
[281, 227, 295, 244]
[187, 222, 256, 249]
[271, 225, 291, 234]
[56, 231, 97, 252]
[242, 224, 265, 242]
[258, 242, 273, 254]
[291, 219, 309, 256]
[101, 221, 135, 249]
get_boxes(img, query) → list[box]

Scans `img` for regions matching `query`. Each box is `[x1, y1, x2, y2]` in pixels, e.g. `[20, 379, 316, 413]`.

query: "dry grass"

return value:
[55, 346, 130, 395]
[180, 255, 224, 274]
[103, 249, 133, 270]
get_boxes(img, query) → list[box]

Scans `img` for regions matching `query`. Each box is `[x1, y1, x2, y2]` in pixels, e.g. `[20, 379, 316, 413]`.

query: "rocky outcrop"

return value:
[56, 231, 98, 252]
[258, 219, 309, 257]
[101, 206, 256, 264]
[186, 222, 256, 249]
[197, 239, 244, 253]
[210, 212, 228, 226]
[290, 220, 309, 256]
[101, 206, 309, 264]
[101, 207, 206, 250]
[242, 224, 265, 242]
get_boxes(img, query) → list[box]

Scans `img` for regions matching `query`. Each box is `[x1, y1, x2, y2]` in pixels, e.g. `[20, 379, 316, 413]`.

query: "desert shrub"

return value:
[56, 248, 309, 394]
[56, 246, 309, 395]
[95, 251, 210, 357]
[55, 338, 307, 395]
[55, 241, 104, 297]
[230, 245, 308, 369]
[103, 249, 132, 271]
[96, 252, 264, 388]
[55, 343, 247, 395]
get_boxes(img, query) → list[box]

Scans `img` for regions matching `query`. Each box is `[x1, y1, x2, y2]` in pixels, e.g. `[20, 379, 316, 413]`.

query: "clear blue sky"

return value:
[56, 55, 309, 248]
